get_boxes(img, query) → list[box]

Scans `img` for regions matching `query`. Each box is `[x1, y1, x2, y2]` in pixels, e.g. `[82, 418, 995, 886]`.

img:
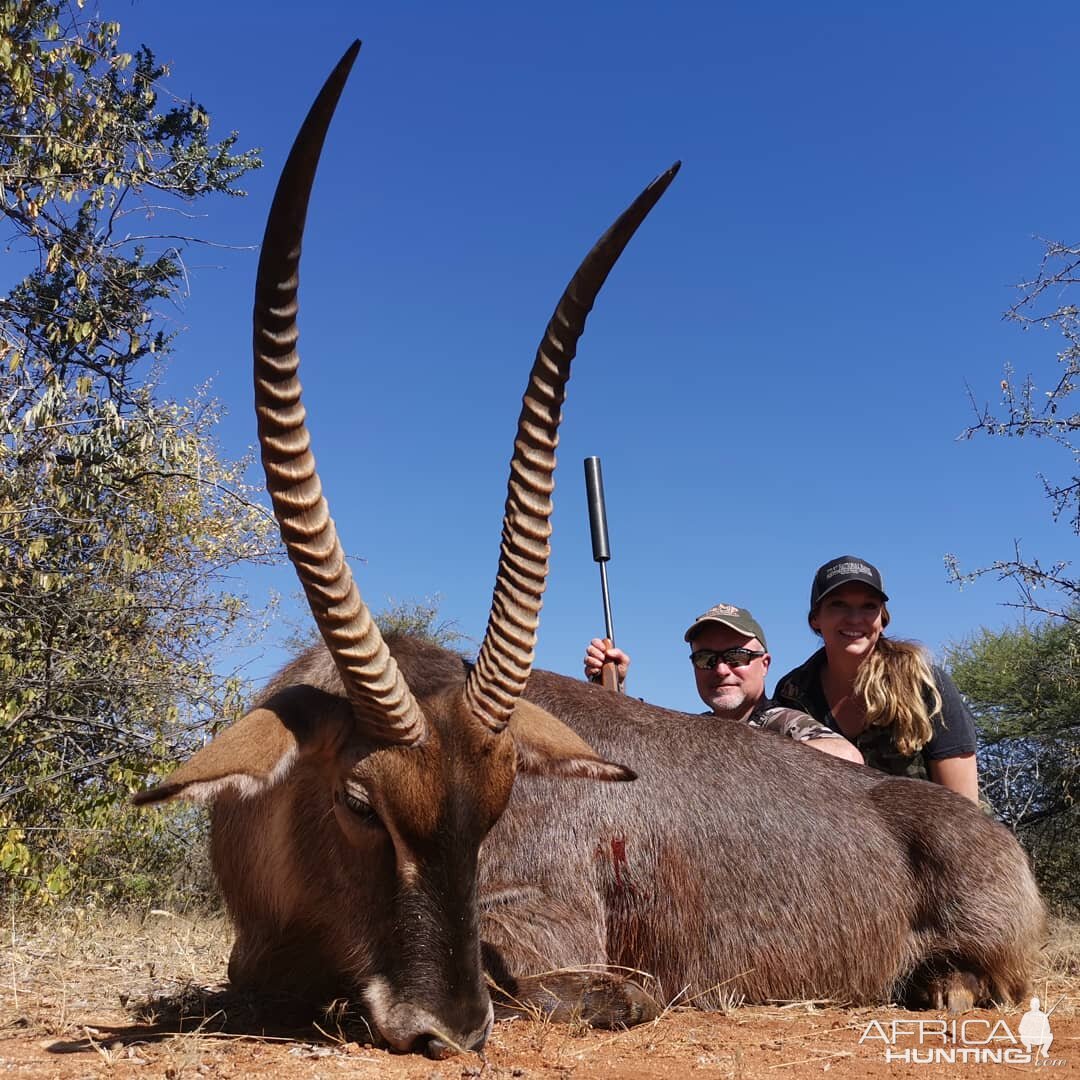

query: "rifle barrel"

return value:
[584, 456, 615, 644]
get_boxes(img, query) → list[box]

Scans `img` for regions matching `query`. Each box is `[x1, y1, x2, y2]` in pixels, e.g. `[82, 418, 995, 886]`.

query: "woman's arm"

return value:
[928, 753, 979, 802]
[926, 667, 980, 801]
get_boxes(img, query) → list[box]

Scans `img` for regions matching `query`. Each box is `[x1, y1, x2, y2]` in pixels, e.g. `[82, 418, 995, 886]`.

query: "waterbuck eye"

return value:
[340, 784, 379, 824]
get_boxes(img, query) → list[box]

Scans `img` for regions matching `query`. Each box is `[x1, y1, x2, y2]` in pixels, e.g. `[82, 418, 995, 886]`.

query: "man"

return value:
[584, 603, 863, 763]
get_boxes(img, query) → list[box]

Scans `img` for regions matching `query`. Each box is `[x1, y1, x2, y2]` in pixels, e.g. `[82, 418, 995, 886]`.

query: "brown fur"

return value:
[141, 635, 641, 1054]
[483, 662, 1045, 1013]
[146, 634, 1044, 1044]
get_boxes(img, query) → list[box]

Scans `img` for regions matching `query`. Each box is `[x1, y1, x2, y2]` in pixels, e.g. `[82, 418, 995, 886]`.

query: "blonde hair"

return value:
[854, 635, 942, 755]
[811, 603, 943, 756]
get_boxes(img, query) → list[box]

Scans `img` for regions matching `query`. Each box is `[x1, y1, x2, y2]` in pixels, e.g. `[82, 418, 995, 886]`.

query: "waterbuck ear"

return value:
[133, 686, 349, 806]
[509, 699, 636, 783]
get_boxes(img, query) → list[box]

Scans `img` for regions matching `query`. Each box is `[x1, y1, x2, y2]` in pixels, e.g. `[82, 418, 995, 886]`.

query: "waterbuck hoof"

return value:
[907, 968, 985, 1013]
[495, 971, 659, 1028]
[578, 975, 659, 1026]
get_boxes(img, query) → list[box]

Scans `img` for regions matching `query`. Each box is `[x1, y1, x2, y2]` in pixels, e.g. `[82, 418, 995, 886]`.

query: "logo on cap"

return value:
[826, 561, 874, 580]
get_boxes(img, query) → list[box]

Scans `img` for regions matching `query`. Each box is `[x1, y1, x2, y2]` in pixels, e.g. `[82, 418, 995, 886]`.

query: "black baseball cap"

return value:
[810, 556, 888, 609]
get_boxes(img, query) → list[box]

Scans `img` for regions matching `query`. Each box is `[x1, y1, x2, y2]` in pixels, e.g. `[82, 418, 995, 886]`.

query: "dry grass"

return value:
[2, 904, 230, 1033]
[0, 905, 405, 1077]
[1, 905, 1077, 1079]
[1033, 915, 1080, 1019]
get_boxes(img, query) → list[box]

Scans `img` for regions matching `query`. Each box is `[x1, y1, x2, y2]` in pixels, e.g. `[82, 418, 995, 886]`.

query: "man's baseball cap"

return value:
[810, 555, 889, 609]
[683, 603, 767, 649]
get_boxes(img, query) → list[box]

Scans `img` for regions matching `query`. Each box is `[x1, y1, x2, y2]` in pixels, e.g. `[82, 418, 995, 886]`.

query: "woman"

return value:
[773, 555, 979, 801]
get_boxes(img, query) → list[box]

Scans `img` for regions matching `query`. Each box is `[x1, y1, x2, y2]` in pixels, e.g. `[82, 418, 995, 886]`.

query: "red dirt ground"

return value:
[2, 1000, 1077, 1079]
[2, 911, 1075, 1079]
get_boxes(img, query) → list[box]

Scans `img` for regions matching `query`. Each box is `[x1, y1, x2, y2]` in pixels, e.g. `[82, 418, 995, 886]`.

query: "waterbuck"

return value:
[137, 42, 1045, 1059]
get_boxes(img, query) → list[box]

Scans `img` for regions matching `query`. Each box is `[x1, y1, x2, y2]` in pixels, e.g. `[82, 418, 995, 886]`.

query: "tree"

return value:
[947, 616, 1080, 914]
[947, 238, 1079, 624]
[283, 595, 472, 666]
[0, 1, 274, 903]
[375, 596, 471, 650]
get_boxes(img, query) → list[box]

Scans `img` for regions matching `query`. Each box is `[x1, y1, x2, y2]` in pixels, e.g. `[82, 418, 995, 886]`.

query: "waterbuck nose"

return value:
[383, 994, 492, 1059]
[417, 1034, 454, 1060]
[410, 1006, 492, 1058]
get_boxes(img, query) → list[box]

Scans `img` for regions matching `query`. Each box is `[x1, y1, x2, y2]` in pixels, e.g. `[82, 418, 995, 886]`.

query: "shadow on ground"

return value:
[44, 982, 379, 1056]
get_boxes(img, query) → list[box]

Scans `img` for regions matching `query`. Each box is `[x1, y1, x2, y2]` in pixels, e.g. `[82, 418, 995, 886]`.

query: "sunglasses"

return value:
[689, 647, 766, 670]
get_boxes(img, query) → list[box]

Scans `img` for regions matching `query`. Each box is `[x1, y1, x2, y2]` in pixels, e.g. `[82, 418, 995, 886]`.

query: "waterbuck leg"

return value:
[479, 885, 659, 1028]
[491, 970, 659, 1027]
[903, 964, 987, 1013]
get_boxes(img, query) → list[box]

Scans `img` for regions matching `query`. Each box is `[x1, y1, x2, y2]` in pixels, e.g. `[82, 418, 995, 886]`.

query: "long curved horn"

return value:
[253, 41, 426, 746]
[464, 164, 681, 732]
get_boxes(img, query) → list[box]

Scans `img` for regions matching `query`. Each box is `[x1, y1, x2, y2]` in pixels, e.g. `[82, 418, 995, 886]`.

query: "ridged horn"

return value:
[253, 41, 427, 746]
[464, 163, 681, 732]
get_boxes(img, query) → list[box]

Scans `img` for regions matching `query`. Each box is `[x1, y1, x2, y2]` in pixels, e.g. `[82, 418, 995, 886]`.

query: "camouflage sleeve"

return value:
[756, 707, 846, 743]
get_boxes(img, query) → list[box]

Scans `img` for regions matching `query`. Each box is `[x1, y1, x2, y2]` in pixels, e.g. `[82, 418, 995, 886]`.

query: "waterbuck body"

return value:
[495, 668, 1042, 1013]
[196, 634, 1043, 1032]
[136, 43, 1044, 1057]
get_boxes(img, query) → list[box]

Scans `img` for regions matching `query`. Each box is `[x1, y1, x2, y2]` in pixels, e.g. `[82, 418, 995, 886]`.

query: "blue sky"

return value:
[99, 1, 1076, 712]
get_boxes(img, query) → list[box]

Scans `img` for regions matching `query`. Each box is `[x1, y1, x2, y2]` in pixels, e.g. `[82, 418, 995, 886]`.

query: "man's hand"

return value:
[584, 638, 630, 686]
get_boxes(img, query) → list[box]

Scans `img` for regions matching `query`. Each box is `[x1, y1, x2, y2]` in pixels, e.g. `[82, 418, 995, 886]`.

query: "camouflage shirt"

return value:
[741, 698, 850, 744]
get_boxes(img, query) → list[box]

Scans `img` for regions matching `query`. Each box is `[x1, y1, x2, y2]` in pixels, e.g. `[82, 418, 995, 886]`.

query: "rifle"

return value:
[584, 456, 621, 692]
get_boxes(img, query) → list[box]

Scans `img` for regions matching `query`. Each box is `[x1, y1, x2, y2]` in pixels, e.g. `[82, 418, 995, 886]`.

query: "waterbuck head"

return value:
[135, 41, 677, 1057]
